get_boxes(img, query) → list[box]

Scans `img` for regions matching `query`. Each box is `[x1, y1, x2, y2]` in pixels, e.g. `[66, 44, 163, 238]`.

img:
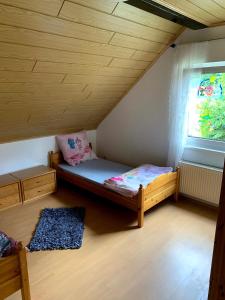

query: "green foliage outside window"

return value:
[197, 73, 225, 141]
[199, 100, 225, 140]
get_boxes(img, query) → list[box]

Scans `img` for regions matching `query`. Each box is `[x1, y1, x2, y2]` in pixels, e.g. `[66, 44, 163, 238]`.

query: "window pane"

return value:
[188, 73, 225, 141]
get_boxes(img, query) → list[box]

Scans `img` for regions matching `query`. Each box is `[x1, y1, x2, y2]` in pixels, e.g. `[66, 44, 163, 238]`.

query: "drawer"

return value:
[0, 193, 20, 209]
[23, 173, 55, 190]
[24, 182, 56, 201]
[0, 183, 19, 199]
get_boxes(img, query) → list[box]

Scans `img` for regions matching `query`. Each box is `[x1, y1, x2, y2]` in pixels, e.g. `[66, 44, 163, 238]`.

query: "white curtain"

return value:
[167, 42, 209, 168]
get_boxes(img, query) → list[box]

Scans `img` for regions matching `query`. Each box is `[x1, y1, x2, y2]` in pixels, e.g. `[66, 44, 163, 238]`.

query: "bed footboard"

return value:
[0, 242, 31, 300]
[137, 169, 180, 228]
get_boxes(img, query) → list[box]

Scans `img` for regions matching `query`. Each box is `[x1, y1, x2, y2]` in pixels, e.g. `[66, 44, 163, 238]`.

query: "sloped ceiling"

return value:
[0, 0, 224, 143]
[153, 0, 225, 26]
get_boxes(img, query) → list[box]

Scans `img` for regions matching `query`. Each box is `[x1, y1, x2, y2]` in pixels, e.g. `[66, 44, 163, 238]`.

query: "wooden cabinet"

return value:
[0, 174, 21, 210]
[11, 165, 56, 202]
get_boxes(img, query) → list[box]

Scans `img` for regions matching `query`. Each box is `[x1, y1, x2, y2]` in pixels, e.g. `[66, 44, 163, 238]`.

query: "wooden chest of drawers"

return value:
[11, 165, 56, 202]
[0, 174, 21, 210]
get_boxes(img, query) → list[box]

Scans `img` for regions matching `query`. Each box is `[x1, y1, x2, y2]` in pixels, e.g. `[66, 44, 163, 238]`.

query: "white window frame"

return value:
[183, 62, 225, 168]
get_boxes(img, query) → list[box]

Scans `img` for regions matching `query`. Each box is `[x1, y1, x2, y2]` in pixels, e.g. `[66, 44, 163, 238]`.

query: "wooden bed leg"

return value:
[174, 167, 180, 202]
[18, 243, 31, 300]
[137, 185, 144, 228]
[138, 209, 144, 228]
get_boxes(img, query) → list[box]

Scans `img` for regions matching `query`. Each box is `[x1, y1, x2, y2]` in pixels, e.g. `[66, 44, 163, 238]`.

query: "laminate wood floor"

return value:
[0, 183, 217, 300]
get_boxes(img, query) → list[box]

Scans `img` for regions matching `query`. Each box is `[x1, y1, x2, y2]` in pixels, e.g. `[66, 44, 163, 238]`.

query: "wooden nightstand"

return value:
[0, 174, 21, 210]
[11, 165, 56, 203]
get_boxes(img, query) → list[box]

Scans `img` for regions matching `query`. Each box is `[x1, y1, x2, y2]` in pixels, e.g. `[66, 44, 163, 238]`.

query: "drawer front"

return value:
[24, 182, 56, 201]
[0, 193, 20, 209]
[0, 183, 19, 199]
[23, 173, 55, 190]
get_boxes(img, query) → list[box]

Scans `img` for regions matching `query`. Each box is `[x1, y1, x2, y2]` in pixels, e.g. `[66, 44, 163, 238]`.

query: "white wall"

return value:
[97, 48, 174, 167]
[178, 25, 225, 63]
[0, 130, 96, 175]
[177, 24, 225, 44]
[97, 25, 225, 167]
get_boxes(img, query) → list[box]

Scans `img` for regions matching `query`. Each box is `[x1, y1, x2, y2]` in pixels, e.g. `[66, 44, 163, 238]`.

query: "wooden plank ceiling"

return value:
[0, 0, 224, 142]
[153, 0, 225, 26]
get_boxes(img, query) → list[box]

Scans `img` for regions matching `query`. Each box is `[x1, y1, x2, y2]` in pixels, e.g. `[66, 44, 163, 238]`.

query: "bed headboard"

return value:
[49, 142, 93, 169]
[49, 151, 64, 169]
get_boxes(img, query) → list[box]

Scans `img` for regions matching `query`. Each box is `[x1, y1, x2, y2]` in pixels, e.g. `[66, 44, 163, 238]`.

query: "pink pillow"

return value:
[56, 131, 97, 166]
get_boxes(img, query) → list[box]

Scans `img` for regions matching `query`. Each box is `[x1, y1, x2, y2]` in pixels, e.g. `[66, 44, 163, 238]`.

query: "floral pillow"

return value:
[56, 131, 97, 166]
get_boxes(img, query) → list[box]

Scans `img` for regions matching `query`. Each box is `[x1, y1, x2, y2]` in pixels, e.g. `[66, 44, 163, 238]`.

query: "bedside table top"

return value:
[11, 165, 55, 180]
[0, 174, 19, 187]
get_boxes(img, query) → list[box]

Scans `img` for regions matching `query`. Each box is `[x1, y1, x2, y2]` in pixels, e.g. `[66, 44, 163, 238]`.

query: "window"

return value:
[184, 70, 225, 168]
[188, 72, 225, 142]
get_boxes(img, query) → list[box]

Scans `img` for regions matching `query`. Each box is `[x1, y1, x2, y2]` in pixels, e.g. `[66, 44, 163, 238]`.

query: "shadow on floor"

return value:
[51, 181, 217, 235]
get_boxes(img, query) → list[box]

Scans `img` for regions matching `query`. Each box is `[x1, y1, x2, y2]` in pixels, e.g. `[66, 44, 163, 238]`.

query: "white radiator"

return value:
[179, 161, 223, 205]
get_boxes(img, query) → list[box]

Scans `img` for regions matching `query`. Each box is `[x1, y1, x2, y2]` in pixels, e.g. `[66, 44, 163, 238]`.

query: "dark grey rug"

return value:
[28, 207, 85, 251]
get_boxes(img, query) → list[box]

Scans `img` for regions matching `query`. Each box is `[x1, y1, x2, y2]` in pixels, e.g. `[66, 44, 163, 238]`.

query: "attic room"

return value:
[0, 0, 225, 299]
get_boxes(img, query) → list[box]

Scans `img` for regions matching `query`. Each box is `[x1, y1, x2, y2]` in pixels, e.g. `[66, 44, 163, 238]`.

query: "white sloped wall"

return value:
[97, 48, 174, 167]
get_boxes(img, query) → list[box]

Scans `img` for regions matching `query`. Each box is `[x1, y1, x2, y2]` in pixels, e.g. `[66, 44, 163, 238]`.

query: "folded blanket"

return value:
[104, 164, 173, 197]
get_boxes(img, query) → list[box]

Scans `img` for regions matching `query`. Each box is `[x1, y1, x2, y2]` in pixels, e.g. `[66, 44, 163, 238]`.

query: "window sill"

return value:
[183, 145, 225, 169]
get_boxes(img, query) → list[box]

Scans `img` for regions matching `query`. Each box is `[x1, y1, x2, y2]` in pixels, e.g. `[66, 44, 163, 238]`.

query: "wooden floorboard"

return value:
[0, 182, 217, 300]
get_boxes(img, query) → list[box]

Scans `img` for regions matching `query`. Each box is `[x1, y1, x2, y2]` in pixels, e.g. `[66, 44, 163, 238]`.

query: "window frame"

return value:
[183, 62, 225, 168]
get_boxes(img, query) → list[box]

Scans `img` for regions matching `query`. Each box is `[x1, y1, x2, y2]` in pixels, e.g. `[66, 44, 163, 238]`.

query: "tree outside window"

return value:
[188, 73, 225, 141]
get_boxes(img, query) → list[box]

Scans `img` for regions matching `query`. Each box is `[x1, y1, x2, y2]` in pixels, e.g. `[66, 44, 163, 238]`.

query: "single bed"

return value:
[49, 151, 180, 228]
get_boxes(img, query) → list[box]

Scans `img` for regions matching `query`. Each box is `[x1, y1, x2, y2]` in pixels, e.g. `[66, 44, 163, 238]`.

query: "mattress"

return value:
[58, 158, 132, 185]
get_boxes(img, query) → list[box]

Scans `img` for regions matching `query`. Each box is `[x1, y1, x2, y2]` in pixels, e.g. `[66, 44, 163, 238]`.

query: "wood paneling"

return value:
[64, 74, 136, 85]
[0, 1, 184, 142]
[110, 58, 150, 70]
[188, 0, 225, 20]
[0, 57, 35, 72]
[132, 51, 157, 62]
[33, 62, 142, 78]
[0, 24, 135, 59]
[59, 2, 175, 43]
[69, 0, 119, 14]
[0, 4, 113, 43]
[0, 83, 84, 92]
[0, 42, 112, 66]
[110, 33, 166, 52]
[0, 71, 64, 83]
[89, 86, 127, 99]
[0, 0, 225, 142]
[153, 0, 225, 26]
[113, 2, 182, 34]
[214, 0, 225, 9]
[0, 0, 64, 16]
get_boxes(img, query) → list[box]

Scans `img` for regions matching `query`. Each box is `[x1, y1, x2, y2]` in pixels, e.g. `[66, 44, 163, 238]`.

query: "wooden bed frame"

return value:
[49, 151, 180, 228]
[0, 242, 31, 300]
